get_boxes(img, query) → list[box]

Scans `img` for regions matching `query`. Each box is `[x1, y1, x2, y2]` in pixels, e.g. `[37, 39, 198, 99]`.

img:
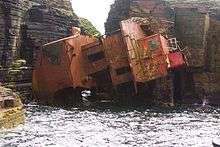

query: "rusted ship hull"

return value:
[32, 35, 98, 105]
[33, 19, 186, 106]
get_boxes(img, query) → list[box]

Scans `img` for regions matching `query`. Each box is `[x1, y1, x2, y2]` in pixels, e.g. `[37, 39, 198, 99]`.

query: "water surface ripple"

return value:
[1, 104, 220, 147]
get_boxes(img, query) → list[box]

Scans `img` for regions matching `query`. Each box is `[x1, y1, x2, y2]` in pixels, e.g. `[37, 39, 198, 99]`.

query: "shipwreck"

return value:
[32, 17, 186, 106]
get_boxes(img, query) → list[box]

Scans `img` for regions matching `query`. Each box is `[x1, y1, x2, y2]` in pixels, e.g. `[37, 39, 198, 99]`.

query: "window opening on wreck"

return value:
[168, 38, 179, 52]
[116, 66, 131, 75]
[87, 51, 105, 62]
[90, 69, 113, 93]
[29, 8, 43, 23]
[116, 82, 135, 95]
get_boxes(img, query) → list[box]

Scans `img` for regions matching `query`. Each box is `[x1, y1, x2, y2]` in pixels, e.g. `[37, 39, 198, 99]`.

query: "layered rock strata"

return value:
[0, 0, 99, 67]
[105, 0, 174, 34]
[0, 0, 77, 67]
[0, 0, 29, 67]
[21, 5, 79, 65]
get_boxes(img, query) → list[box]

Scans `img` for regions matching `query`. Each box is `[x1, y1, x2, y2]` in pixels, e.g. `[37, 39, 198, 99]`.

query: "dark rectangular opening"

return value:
[90, 69, 113, 93]
[116, 67, 131, 75]
[88, 51, 105, 62]
[173, 70, 182, 103]
[116, 82, 135, 95]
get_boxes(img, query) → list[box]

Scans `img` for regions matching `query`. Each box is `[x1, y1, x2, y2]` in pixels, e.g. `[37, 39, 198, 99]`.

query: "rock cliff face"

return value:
[30, 0, 74, 14]
[23, 0, 80, 65]
[173, 7, 220, 104]
[105, 0, 174, 34]
[0, 0, 80, 99]
[105, 0, 220, 104]
[21, 4, 79, 65]
[0, 0, 78, 67]
[0, 0, 99, 67]
[0, 0, 29, 67]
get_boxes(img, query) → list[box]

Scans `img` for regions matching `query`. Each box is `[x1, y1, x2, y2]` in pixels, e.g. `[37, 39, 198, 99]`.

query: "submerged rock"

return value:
[0, 86, 25, 129]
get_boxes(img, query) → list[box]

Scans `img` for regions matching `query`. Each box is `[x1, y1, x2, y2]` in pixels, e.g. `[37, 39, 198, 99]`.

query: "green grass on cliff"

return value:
[79, 17, 101, 37]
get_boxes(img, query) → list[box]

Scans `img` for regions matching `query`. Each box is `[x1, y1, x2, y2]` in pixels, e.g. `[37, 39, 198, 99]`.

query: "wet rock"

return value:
[194, 72, 220, 105]
[0, 86, 23, 109]
[105, 0, 174, 34]
[0, 106, 25, 129]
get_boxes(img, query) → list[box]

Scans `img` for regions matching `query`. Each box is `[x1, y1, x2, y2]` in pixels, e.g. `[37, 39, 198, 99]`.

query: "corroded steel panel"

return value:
[168, 52, 185, 69]
[81, 32, 134, 87]
[131, 56, 167, 82]
[121, 20, 168, 83]
[81, 42, 109, 76]
[65, 35, 98, 88]
[33, 18, 172, 103]
[120, 20, 145, 40]
[134, 34, 168, 82]
[33, 41, 73, 101]
[33, 35, 97, 101]
[103, 32, 134, 86]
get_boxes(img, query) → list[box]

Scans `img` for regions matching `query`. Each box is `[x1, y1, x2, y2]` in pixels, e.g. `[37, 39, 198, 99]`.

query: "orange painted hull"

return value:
[32, 35, 98, 103]
[33, 19, 185, 104]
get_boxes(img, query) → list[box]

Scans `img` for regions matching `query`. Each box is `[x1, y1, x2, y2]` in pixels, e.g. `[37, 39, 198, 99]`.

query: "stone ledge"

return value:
[0, 106, 25, 129]
[0, 86, 25, 129]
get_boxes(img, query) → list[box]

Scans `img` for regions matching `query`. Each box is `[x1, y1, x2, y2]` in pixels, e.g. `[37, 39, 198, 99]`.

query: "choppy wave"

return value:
[1, 104, 220, 147]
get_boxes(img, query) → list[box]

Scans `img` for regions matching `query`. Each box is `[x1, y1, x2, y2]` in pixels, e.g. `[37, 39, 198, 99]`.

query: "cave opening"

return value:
[20, 24, 35, 66]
